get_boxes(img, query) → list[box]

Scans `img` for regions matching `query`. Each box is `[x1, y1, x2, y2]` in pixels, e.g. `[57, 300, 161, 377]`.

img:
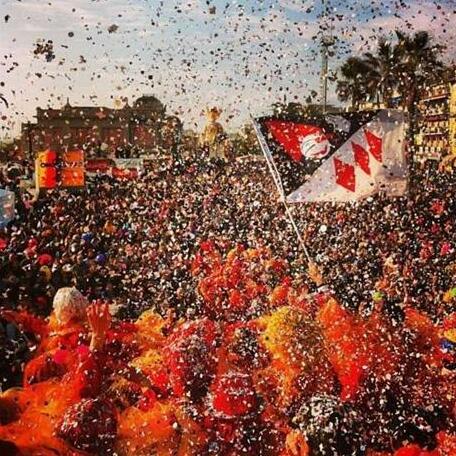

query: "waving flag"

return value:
[253, 110, 408, 203]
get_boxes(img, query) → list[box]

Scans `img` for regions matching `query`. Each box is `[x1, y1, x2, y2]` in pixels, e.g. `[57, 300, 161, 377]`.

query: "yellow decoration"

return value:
[199, 107, 230, 159]
[130, 349, 164, 378]
[116, 401, 178, 456]
[258, 306, 324, 405]
[135, 310, 166, 350]
[444, 329, 456, 343]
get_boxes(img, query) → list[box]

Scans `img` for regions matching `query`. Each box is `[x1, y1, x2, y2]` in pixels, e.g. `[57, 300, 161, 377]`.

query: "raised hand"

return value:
[87, 302, 111, 351]
[285, 429, 309, 456]
[307, 260, 324, 287]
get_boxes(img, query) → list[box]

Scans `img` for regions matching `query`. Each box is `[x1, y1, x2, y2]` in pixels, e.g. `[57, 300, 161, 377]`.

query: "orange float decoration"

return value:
[209, 370, 258, 418]
[1, 249, 456, 455]
[165, 318, 218, 400]
[61, 149, 85, 188]
[394, 445, 439, 456]
[35, 149, 57, 190]
[317, 298, 402, 402]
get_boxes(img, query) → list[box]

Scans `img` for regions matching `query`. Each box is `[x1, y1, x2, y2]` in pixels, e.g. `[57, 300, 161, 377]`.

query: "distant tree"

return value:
[231, 123, 261, 156]
[271, 101, 339, 122]
[272, 102, 308, 119]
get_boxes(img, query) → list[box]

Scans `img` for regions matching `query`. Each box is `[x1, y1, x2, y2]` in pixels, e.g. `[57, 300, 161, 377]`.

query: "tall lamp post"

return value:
[27, 121, 34, 162]
[320, 0, 335, 114]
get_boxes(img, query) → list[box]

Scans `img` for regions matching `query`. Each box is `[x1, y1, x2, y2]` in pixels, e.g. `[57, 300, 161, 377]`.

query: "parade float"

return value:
[0, 243, 455, 456]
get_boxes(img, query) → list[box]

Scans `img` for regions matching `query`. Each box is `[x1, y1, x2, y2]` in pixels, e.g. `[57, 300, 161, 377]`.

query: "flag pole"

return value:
[283, 201, 312, 261]
[251, 118, 312, 262]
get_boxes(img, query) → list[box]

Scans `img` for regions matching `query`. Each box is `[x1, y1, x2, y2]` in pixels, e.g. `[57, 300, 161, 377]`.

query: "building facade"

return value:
[21, 95, 182, 158]
[354, 73, 456, 163]
[415, 80, 456, 162]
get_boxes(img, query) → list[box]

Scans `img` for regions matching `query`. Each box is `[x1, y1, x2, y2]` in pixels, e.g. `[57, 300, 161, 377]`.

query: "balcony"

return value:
[420, 84, 450, 101]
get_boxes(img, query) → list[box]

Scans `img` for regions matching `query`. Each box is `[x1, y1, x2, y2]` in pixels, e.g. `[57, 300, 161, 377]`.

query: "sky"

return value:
[0, 0, 455, 138]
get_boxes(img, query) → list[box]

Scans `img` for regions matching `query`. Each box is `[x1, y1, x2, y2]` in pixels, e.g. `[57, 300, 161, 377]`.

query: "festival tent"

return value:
[253, 110, 408, 202]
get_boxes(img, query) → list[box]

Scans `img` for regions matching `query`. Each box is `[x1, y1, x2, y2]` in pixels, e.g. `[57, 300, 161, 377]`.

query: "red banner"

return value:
[86, 159, 139, 179]
[85, 159, 114, 173]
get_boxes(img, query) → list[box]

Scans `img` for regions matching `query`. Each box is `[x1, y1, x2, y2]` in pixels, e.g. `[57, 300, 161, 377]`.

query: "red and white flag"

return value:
[253, 110, 408, 203]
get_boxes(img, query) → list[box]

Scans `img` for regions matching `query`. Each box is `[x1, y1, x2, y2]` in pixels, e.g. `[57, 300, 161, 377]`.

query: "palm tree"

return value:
[336, 31, 445, 113]
[336, 56, 371, 109]
[395, 30, 445, 113]
[362, 38, 401, 108]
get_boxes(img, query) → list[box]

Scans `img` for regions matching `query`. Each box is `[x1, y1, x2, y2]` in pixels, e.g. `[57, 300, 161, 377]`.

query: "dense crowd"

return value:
[1, 156, 455, 320]
[0, 154, 455, 455]
[0, 156, 296, 320]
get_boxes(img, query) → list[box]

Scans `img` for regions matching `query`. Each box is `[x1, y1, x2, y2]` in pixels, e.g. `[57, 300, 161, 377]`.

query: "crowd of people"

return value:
[0, 153, 455, 455]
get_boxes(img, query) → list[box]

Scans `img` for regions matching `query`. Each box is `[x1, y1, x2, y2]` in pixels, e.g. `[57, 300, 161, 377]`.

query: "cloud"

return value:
[1, 0, 455, 137]
[336, 0, 456, 59]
